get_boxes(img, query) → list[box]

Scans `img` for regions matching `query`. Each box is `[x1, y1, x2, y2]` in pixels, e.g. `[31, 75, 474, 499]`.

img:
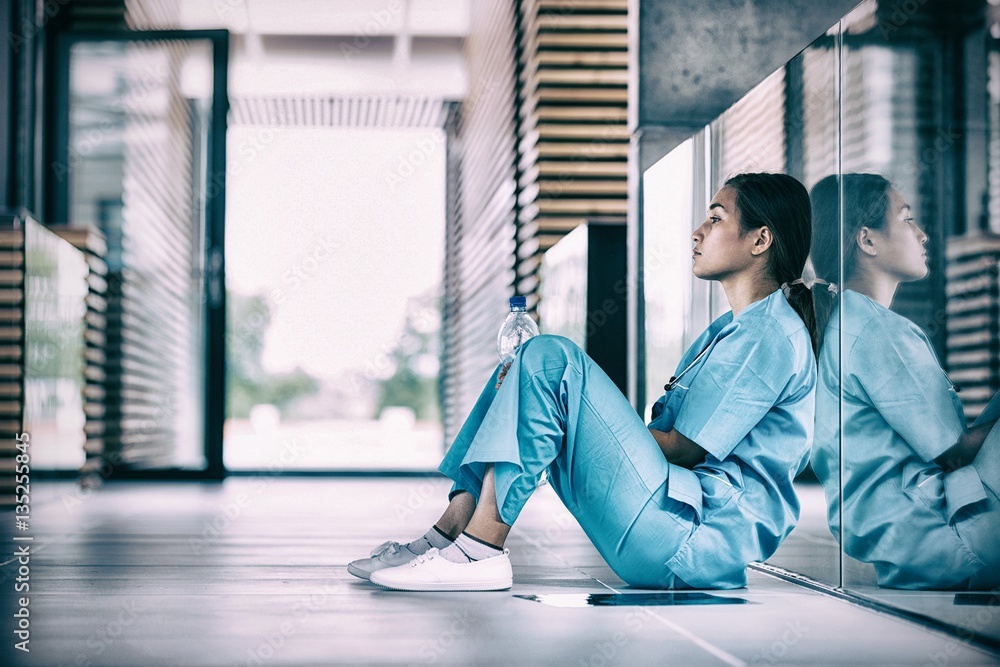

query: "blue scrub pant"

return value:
[956, 422, 1000, 590]
[438, 335, 696, 589]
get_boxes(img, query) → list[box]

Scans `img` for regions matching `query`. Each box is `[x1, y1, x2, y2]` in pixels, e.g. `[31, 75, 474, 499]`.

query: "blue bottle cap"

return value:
[510, 296, 527, 308]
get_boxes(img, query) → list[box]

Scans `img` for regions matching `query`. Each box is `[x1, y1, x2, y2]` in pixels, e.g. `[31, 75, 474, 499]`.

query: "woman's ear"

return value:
[856, 227, 877, 257]
[750, 226, 774, 256]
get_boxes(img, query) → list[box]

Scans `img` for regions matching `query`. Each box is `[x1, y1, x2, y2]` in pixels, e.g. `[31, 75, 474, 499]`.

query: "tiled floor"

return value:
[3, 477, 999, 666]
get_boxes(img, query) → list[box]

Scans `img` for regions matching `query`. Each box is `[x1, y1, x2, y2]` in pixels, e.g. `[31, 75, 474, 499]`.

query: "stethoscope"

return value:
[663, 343, 712, 392]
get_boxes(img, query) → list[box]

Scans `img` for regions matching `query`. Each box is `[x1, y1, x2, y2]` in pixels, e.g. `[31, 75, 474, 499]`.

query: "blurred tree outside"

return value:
[375, 288, 442, 422]
[227, 291, 319, 419]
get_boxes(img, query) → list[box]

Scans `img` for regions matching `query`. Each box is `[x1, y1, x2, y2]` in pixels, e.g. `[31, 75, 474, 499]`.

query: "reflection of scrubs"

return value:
[812, 290, 999, 589]
[439, 289, 816, 589]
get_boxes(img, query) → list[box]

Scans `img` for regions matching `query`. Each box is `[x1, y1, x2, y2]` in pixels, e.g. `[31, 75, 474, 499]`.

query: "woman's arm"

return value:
[648, 428, 708, 469]
[935, 420, 996, 473]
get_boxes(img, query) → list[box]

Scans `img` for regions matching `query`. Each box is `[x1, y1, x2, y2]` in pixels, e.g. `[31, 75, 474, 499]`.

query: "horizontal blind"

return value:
[442, 0, 520, 444]
[50, 227, 110, 481]
[104, 41, 200, 468]
[945, 236, 1000, 421]
[0, 220, 23, 507]
[715, 67, 787, 178]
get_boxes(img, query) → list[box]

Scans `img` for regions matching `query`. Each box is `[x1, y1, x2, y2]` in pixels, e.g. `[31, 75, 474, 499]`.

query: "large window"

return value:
[223, 127, 446, 471]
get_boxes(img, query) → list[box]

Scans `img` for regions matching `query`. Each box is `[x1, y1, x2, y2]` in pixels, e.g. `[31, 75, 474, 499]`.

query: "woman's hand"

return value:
[495, 361, 512, 389]
[648, 428, 708, 469]
[935, 420, 997, 472]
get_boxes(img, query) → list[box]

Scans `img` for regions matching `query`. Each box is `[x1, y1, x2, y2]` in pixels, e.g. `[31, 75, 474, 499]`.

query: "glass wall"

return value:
[834, 0, 999, 640]
[23, 218, 89, 471]
[643, 0, 999, 645]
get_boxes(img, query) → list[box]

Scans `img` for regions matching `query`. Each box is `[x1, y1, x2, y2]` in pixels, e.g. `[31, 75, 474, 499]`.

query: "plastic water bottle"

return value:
[497, 295, 540, 370]
[496, 296, 547, 485]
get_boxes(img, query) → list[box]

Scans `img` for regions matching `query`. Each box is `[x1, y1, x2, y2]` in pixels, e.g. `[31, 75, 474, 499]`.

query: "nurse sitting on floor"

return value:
[348, 172, 819, 592]
[810, 173, 1000, 590]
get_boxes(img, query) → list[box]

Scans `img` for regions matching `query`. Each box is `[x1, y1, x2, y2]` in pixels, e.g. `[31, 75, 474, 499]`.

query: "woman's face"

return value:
[864, 188, 929, 283]
[691, 186, 759, 281]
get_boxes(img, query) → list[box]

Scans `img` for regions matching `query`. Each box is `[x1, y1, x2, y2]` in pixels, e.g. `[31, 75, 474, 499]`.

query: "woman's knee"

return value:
[519, 334, 584, 367]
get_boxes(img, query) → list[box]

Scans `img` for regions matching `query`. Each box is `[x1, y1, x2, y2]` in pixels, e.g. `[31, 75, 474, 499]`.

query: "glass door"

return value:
[49, 31, 228, 476]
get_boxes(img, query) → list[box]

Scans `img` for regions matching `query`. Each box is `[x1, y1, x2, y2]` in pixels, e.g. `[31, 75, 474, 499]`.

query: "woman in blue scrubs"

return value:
[810, 173, 999, 589]
[350, 172, 819, 591]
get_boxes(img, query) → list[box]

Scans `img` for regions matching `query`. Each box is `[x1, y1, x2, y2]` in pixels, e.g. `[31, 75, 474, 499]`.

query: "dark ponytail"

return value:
[724, 173, 821, 353]
[782, 281, 820, 355]
[808, 173, 893, 349]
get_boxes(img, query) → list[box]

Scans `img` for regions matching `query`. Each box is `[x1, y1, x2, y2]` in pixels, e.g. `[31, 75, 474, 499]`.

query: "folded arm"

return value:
[935, 420, 996, 473]
[648, 428, 708, 469]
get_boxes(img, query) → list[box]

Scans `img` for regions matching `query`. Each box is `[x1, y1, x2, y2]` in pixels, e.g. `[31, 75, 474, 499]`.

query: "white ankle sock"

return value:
[437, 532, 503, 563]
[406, 527, 452, 555]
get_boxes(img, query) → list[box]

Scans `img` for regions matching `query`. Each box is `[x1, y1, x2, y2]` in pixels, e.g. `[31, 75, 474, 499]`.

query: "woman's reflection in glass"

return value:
[810, 173, 1000, 590]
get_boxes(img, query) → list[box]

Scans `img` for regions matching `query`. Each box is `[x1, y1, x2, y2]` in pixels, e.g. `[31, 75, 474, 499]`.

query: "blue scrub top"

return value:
[647, 289, 816, 589]
[811, 290, 986, 589]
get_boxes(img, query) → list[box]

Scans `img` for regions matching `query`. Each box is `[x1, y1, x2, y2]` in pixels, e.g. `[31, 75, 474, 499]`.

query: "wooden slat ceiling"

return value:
[229, 96, 456, 128]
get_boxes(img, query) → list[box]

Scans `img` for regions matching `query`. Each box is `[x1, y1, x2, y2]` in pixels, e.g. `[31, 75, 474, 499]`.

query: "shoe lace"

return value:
[411, 548, 438, 567]
[370, 541, 401, 558]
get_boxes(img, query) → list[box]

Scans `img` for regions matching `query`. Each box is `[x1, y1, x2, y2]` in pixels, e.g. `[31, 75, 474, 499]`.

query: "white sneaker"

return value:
[348, 541, 422, 580]
[370, 548, 513, 591]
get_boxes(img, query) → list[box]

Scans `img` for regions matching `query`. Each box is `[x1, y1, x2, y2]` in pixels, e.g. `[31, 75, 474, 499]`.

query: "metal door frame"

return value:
[49, 29, 228, 479]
